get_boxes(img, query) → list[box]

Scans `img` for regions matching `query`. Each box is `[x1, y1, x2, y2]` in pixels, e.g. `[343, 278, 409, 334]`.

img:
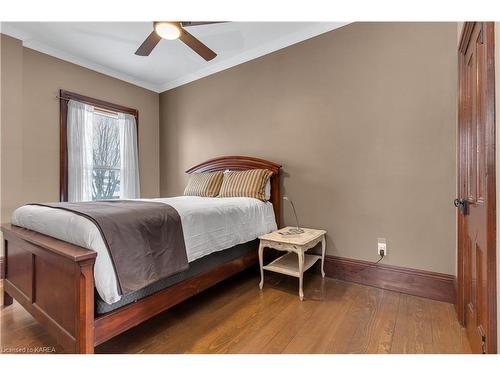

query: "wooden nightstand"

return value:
[258, 227, 326, 301]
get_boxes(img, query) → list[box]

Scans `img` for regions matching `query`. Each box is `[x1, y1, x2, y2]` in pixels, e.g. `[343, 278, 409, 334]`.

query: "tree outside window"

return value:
[92, 113, 121, 200]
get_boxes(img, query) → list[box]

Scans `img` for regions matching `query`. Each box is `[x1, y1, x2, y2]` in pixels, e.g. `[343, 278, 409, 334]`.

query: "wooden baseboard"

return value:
[0, 247, 454, 303]
[322, 255, 456, 304]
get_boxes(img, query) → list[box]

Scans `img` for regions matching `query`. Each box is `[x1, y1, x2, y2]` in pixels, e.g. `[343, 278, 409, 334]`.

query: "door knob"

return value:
[454, 198, 469, 215]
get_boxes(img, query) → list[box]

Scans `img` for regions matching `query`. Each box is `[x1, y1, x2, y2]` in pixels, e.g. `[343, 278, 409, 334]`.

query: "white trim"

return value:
[1, 23, 161, 92]
[158, 22, 348, 92]
[1, 22, 348, 93]
[23, 39, 162, 92]
[0, 22, 31, 40]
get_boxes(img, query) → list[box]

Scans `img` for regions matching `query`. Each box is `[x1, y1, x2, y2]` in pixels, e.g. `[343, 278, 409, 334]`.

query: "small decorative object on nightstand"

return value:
[258, 227, 326, 301]
[282, 196, 304, 234]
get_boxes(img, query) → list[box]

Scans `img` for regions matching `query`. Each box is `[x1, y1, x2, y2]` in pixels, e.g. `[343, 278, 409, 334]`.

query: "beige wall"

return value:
[1, 24, 459, 275]
[0, 34, 160, 225]
[160, 22, 458, 275]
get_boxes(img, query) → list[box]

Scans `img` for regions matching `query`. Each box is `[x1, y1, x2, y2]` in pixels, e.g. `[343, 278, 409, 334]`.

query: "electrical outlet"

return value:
[377, 238, 387, 256]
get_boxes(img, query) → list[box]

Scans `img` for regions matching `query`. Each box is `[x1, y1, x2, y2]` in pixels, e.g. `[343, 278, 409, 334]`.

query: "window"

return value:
[92, 111, 121, 200]
[60, 90, 140, 202]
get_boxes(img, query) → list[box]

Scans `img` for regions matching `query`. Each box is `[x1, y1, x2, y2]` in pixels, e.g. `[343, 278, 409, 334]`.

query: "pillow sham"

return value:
[224, 169, 271, 200]
[183, 171, 224, 197]
[218, 169, 273, 201]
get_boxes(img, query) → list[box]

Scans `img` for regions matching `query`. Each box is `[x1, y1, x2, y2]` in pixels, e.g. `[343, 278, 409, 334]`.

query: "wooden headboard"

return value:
[186, 156, 282, 227]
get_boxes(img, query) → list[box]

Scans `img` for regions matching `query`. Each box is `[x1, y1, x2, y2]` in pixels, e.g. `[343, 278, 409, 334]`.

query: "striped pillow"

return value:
[184, 171, 224, 197]
[218, 169, 273, 201]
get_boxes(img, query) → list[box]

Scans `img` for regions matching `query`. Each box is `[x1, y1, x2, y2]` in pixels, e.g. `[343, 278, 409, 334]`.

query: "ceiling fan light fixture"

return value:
[155, 22, 181, 40]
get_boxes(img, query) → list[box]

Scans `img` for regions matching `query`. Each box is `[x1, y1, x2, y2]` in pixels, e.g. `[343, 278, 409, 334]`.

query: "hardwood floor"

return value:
[0, 271, 471, 354]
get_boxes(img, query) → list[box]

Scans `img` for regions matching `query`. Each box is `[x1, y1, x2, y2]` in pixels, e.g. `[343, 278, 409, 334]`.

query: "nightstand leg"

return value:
[258, 243, 265, 289]
[321, 235, 326, 278]
[298, 251, 304, 301]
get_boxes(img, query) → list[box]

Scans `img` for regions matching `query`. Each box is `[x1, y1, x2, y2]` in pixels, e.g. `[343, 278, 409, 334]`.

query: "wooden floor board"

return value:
[187, 275, 294, 353]
[229, 275, 320, 353]
[0, 273, 471, 354]
[97, 269, 266, 354]
[390, 294, 435, 353]
[365, 289, 400, 353]
[254, 276, 336, 354]
[282, 279, 356, 353]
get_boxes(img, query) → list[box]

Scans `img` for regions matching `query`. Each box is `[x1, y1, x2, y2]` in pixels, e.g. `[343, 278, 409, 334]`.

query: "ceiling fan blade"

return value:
[181, 21, 227, 27]
[179, 28, 217, 61]
[135, 31, 161, 56]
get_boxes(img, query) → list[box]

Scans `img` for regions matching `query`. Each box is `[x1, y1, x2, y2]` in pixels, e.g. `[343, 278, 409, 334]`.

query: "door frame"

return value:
[457, 21, 497, 354]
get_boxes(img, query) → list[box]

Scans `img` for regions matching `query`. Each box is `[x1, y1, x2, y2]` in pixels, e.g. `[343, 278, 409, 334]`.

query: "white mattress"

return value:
[11, 196, 277, 304]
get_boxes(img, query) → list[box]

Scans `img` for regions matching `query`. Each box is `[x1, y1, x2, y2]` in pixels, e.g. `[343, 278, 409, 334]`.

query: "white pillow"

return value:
[223, 169, 271, 200]
[264, 179, 271, 200]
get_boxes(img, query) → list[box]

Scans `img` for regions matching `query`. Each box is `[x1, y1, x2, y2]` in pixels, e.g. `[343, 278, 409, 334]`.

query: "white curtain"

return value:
[67, 100, 94, 202]
[119, 113, 140, 199]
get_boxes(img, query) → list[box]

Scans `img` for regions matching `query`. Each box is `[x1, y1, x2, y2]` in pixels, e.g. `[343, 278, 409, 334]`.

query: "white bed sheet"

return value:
[11, 196, 277, 304]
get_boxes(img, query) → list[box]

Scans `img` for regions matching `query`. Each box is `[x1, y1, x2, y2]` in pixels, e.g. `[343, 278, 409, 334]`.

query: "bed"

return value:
[1, 155, 282, 353]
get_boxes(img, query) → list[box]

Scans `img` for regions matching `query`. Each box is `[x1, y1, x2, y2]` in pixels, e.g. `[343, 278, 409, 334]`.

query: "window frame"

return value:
[59, 89, 139, 202]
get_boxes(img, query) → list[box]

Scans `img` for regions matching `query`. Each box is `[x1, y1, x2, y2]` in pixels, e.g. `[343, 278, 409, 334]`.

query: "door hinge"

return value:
[481, 335, 487, 354]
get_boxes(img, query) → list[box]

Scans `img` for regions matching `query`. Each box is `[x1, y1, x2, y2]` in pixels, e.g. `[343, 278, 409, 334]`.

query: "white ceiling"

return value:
[1, 22, 347, 92]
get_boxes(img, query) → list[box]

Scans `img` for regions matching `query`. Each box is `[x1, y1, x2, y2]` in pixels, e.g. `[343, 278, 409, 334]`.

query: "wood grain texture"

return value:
[1, 273, 471, 354]
[322, 255, 456, 304]
[2, 156, 282, 353]
[1, 225, 97, 353]
[93, 251, 259, 346]
[2, 224, 97, 262]
[186, 155, 282, 227]
[2, 223, 261, 353]
[456, 22, 497, 354]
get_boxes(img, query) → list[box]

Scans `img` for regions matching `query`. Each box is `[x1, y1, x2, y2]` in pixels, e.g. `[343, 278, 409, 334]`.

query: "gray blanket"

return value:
[29, 200, 189, 295]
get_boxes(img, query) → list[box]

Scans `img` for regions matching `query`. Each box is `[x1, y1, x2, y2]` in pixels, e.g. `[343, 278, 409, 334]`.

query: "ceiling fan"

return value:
[135, 21, 225, 61]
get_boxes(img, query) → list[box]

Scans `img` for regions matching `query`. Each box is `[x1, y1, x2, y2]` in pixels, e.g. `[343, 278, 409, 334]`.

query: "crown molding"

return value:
[23, 39, 162, 92]
[1, 22, 349, 94]
[0, 23, 161, 92]
[158, 22, 348, 92]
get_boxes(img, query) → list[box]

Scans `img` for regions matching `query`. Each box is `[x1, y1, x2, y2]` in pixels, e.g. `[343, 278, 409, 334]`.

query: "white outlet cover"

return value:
[377, 238, 387, 255]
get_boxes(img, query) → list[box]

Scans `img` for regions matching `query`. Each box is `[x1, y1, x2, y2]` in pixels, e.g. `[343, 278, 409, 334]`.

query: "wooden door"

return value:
[457, 22, 496, 354]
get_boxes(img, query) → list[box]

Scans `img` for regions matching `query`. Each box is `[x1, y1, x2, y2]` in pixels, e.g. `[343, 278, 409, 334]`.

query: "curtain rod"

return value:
[57, 96, 120, 116]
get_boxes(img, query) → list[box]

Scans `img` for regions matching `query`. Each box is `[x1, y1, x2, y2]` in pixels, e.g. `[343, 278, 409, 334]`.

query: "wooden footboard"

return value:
[1, 224, 260, 354]
[2, 156, 281, 353]
[1, 224, 97, 353]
